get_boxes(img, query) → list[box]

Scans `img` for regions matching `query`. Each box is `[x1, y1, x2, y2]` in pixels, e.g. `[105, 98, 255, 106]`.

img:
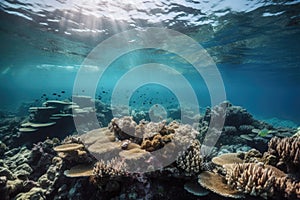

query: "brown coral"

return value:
[224, 163, 285, 199]
[198, 171, 244, 198]
[268, 136, 300, 173]
[176, 140, 203, 175]
[53, 143, 84, 152]
[64, 164, 94, 177]
[275, 176, 300, 199]
[140, 133, 174, 152]
[211, 153, 243, 166]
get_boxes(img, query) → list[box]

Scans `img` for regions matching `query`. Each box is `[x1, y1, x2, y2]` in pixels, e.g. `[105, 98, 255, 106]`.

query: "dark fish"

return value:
[61, 91, 65, 93]
[53, 93, 57, 96]
[58, 95, 61, 97]
[43, 94, 47, 96]
[45, 98, 48, 100]
[102, 91, 106, 93]
[82, 90, 85, 93]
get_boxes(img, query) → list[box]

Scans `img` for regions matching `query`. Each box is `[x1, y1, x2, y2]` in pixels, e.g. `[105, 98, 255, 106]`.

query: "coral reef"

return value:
[1, 101, 299, 200]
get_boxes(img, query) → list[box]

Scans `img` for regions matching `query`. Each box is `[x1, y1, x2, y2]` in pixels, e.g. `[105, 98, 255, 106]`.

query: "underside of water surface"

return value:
[0, 0, 300, 200]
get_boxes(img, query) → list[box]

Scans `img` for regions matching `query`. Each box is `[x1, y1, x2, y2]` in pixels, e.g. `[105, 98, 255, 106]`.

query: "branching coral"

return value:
[224, 163, 286, 199]
[93, 158, 127, 179]
[275, 176, 300, 199]
[176, 140, 203, 175]
[268, 136, 300, 172]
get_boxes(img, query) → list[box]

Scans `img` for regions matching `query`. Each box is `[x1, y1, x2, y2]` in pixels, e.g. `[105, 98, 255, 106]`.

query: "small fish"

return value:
[53, 93, 57, 96]
[58, 94, 61, 97]
[61, 91, 65, 93]
[258, 129, 270, 137]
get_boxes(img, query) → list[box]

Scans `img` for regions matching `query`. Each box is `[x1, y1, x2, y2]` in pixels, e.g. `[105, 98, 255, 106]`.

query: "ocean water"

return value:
[0, 1, 300, 199]
[1, 0, 300, 125]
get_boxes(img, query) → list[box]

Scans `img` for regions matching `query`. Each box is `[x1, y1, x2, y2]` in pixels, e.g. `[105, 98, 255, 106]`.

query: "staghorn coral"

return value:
[268, 136, 300, 173]
[224, 163, 286, 199]
[176, 140, 203, 176]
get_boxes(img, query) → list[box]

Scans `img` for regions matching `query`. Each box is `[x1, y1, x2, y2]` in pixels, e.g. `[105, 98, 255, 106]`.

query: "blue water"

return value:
[0, 0, 300, 124]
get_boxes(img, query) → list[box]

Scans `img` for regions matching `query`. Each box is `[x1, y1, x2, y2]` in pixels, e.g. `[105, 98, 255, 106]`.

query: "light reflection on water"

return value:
[0, 0, 300, 123]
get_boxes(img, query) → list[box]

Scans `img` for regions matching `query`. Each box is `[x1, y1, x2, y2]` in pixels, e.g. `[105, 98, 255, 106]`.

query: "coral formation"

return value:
[268, 136, 300, 173]
[64, 164, 94, 177]
[176, 140, 203, 176]
[1, 100, 299, 200]
[223, 162, 300, 200]
[198, 171, 244, 198]
[93, 158, 127, 178]
[141, 133, 174, 152]
[211, 153, 243, 166]
[184, 181, 210, 197]
[275, 176, 300, 199]
[224, 163, 281, 198]
[109, 116, 137, 140]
